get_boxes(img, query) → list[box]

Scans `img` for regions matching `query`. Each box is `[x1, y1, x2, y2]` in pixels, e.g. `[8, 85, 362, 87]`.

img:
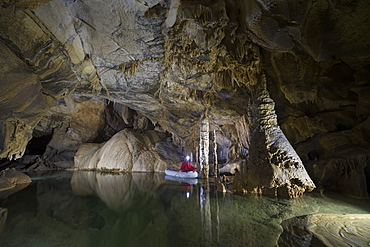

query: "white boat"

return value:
[164, 175, 199, 185]
[164, 168, 201, 179]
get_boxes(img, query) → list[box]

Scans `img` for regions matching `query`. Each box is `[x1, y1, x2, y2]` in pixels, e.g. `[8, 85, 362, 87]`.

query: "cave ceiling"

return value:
[0, 0, 370, 184]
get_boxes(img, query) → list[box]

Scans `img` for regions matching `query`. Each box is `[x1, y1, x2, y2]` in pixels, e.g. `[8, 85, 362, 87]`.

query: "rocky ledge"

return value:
[0, 168, 32, 198]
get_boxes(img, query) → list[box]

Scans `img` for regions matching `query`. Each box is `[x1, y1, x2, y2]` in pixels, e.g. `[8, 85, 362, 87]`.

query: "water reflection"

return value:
[0, 171, 369, 247]
[71, 171, 165, 212]
[0, 207, 7, 233]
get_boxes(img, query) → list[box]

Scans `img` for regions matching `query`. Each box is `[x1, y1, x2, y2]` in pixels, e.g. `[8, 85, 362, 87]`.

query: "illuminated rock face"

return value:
[74, 128, 169, 172]
[0, 0, 370, 197]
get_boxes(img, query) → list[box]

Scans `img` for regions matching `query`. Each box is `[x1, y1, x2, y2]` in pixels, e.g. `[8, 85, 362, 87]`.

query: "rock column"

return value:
[246, 75, 316, 197]
[199, 118, 209, 178]
[213, 129, 219, 177]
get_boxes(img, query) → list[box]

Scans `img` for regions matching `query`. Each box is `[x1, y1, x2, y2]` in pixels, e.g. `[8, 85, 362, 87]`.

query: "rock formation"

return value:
[74, 128, 170, 172]
[279, 214, 370, 246]
[0, 0, 369, 197]
[0, 168, 31, 198]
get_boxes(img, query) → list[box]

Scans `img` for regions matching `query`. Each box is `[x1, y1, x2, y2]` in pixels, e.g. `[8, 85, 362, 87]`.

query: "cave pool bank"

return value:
[0, 171, 369, 247]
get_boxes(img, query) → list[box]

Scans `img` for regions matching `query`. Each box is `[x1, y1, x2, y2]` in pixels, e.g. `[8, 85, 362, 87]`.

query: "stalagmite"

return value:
[199, 118, 210, 178]
[213, 129, 219, 177]
[246, 75, 316, 197]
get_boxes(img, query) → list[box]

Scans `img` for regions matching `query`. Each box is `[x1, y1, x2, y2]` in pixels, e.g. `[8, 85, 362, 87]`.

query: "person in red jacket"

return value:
[180, 155, 197, 172]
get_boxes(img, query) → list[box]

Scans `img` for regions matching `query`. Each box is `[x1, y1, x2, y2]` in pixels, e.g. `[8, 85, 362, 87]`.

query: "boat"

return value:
[164, 168, 201, 179]
[164, 175, 199, 185]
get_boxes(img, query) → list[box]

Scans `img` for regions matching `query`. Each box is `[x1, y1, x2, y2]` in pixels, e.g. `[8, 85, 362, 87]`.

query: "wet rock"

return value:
[280, 213, 370, 247]
[308, 214, 370, 246]
[0, 168, 31, 198]
[1, 168, 31, 185]
[279, 215, 313, 247]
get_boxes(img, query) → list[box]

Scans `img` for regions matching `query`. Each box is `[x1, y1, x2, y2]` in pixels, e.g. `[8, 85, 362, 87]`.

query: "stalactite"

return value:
[120, 60, 139, 76]
[215, 70, 234, 90]
[91, 77, 110, 96]
[4, 119, 33, 160]
[236, 43, 248, 62]
[187, 4, 214, 24]
[235, 115, 250, 155]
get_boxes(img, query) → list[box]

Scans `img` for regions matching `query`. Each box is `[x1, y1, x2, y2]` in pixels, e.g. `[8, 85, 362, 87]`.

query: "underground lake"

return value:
[0, 171, 369, 247]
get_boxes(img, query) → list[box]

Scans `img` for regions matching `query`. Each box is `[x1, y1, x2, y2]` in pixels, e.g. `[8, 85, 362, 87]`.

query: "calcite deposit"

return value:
[0, 0, 369, 197]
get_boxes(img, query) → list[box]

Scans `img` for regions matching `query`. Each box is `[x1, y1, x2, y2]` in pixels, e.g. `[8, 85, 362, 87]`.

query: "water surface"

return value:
[0, 171, 369, 247]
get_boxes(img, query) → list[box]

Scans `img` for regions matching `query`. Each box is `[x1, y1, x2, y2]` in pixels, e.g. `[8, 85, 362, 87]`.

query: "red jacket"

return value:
[180, 161, 197, 172]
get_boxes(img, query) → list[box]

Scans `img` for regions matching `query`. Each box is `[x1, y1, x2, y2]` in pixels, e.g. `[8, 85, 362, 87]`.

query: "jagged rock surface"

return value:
[0, 0, 369, 197]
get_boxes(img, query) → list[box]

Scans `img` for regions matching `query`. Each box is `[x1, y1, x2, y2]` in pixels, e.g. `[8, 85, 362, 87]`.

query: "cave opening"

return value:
[25, 133, 53, 155]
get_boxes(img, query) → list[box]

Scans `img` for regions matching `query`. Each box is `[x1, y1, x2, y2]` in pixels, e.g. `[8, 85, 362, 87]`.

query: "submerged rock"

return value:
[280, 214, 370, 247]
[0, 168, 32, 198]
[308, 214, 370, 246]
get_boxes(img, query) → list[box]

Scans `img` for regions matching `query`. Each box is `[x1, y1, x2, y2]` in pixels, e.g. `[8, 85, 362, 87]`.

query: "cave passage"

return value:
[25, 133, 53, 155]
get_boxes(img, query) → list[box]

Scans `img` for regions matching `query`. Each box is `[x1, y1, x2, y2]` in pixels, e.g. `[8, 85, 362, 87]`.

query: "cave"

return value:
[0, 0, 370, 246]
[26, 133, 53, 155]
[0, 0, 370, 197]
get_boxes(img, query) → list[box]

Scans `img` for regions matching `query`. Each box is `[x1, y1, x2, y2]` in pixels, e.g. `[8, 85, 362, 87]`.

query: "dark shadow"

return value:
[364, 162, 370, 197]
[26, 133, 53, 155]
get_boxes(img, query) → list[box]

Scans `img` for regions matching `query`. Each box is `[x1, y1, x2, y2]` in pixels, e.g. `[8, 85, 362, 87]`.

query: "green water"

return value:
[0, 171, 369, 247]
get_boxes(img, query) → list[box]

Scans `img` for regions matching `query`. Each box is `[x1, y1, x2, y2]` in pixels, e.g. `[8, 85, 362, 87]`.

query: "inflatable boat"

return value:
[164, 168, 201, 179]
[164, 175, 199, 185]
